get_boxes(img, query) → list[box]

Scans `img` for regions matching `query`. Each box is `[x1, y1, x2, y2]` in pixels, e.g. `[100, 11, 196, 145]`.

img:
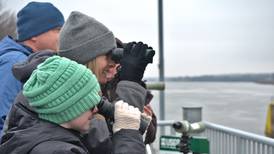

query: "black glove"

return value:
[119, 42, 155, 83]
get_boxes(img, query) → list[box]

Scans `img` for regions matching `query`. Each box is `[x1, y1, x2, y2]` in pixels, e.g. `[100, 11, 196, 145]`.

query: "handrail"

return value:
[157, 120, 175, 126]
[157, 120, 274, 144]
[146, 82, 165, 91]
[156, 120, 274, 154]
[204, 121, 274, 145]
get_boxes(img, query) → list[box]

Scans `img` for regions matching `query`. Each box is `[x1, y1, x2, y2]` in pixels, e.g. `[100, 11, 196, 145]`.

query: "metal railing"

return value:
[157, 120, 274, 154]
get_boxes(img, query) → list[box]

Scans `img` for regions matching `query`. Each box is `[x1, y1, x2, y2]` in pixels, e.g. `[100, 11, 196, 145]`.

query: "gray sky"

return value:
[4, 0, 274, 77]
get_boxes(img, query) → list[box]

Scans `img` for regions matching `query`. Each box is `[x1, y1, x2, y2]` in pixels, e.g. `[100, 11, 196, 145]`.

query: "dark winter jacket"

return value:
[0, 36, 31, 132]
[0, 51, 146, 154]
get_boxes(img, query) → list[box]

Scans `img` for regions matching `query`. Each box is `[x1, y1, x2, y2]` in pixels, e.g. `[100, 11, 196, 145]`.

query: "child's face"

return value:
[68, 106, 98, 133]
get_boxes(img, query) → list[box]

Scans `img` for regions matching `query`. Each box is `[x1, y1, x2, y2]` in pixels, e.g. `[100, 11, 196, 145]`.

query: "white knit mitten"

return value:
[113, 100, 141, 133]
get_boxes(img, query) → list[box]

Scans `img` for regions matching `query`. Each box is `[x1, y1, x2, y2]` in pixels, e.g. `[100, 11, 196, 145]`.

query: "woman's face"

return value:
[105, 56, 120, 82]
[87, 54, 120, 84]
[94, 55, 110, 84]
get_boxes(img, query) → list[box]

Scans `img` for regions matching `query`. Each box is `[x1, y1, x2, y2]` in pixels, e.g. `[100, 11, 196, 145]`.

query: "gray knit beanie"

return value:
[58, 11, 116, 64]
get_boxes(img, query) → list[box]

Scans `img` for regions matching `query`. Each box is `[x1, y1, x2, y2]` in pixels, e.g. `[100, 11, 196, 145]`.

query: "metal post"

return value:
[158, 0, 165, 135]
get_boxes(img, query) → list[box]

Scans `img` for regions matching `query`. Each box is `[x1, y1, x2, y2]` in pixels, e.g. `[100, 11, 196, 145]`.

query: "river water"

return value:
[150, 81, 274, 135]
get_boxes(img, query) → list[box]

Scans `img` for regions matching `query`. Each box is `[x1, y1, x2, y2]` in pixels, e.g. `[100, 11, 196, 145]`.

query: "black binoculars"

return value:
[110, 48, 154, 64]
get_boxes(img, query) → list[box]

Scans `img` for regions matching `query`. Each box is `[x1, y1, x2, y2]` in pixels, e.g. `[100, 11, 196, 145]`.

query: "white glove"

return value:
[113, 100, 141, 133]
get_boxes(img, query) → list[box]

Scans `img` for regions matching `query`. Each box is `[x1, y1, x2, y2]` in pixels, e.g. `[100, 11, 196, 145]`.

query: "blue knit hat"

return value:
[17, 2, 64, 42]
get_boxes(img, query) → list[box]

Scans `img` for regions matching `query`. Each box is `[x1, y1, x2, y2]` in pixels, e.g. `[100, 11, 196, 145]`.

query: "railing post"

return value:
[236, 137, 244, 154]
[158, 0, 165, 136]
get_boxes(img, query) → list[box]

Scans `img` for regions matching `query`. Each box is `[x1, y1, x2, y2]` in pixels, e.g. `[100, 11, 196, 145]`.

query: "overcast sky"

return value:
[4, 0, 274, 77]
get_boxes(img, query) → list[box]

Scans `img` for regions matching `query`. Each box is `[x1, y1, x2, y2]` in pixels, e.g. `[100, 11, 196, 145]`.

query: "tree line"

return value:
[0, 0, 17, 40]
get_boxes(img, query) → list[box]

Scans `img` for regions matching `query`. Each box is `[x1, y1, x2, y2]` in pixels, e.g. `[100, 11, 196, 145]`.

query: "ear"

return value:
[22, 37, 38, 51]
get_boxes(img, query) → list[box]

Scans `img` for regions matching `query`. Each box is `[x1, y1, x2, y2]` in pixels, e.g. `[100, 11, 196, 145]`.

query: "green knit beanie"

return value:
[23, 55, 101, 124]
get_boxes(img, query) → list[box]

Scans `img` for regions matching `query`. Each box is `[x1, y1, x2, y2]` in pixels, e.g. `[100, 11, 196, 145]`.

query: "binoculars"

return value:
[111, 47, 154, 64]
[97, 99, 150, 134]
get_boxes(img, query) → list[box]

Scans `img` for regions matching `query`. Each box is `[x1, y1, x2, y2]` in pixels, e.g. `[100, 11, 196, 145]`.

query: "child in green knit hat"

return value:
[23, 55, 101, 133]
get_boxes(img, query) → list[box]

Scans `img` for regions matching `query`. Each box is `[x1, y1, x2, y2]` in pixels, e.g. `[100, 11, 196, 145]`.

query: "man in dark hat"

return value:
[0, 1, 64, 134]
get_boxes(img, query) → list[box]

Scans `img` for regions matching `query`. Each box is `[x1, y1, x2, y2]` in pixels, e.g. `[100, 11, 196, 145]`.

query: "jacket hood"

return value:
[12, 50, 56, 83]
[0, 36, 30, 56]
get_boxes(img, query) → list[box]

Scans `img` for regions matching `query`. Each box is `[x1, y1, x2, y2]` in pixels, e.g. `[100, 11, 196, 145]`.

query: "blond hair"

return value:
[86, 58, 100, 79]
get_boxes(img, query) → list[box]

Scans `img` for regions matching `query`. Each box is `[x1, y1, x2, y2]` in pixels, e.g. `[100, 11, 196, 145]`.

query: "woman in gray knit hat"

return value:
[58, 11, 155, 153]
[58, 11, 154, 87]
[58, 11, 117, 84]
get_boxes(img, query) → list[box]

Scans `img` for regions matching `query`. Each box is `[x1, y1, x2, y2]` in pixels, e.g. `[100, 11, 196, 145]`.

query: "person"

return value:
[59, 11, 154, 111]
[0, 56, 145, 154]
[58, 11, 155, 153]
[0, 1, 64, 132]
[102, 38, 157, 144]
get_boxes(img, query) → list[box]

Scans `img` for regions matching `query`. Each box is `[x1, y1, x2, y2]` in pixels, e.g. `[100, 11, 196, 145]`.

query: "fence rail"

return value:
[157, 120, 274, 154]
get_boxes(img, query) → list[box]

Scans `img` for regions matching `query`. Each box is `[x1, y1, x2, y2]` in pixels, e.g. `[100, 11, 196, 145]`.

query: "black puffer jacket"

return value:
[0, 51, 145, 154]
